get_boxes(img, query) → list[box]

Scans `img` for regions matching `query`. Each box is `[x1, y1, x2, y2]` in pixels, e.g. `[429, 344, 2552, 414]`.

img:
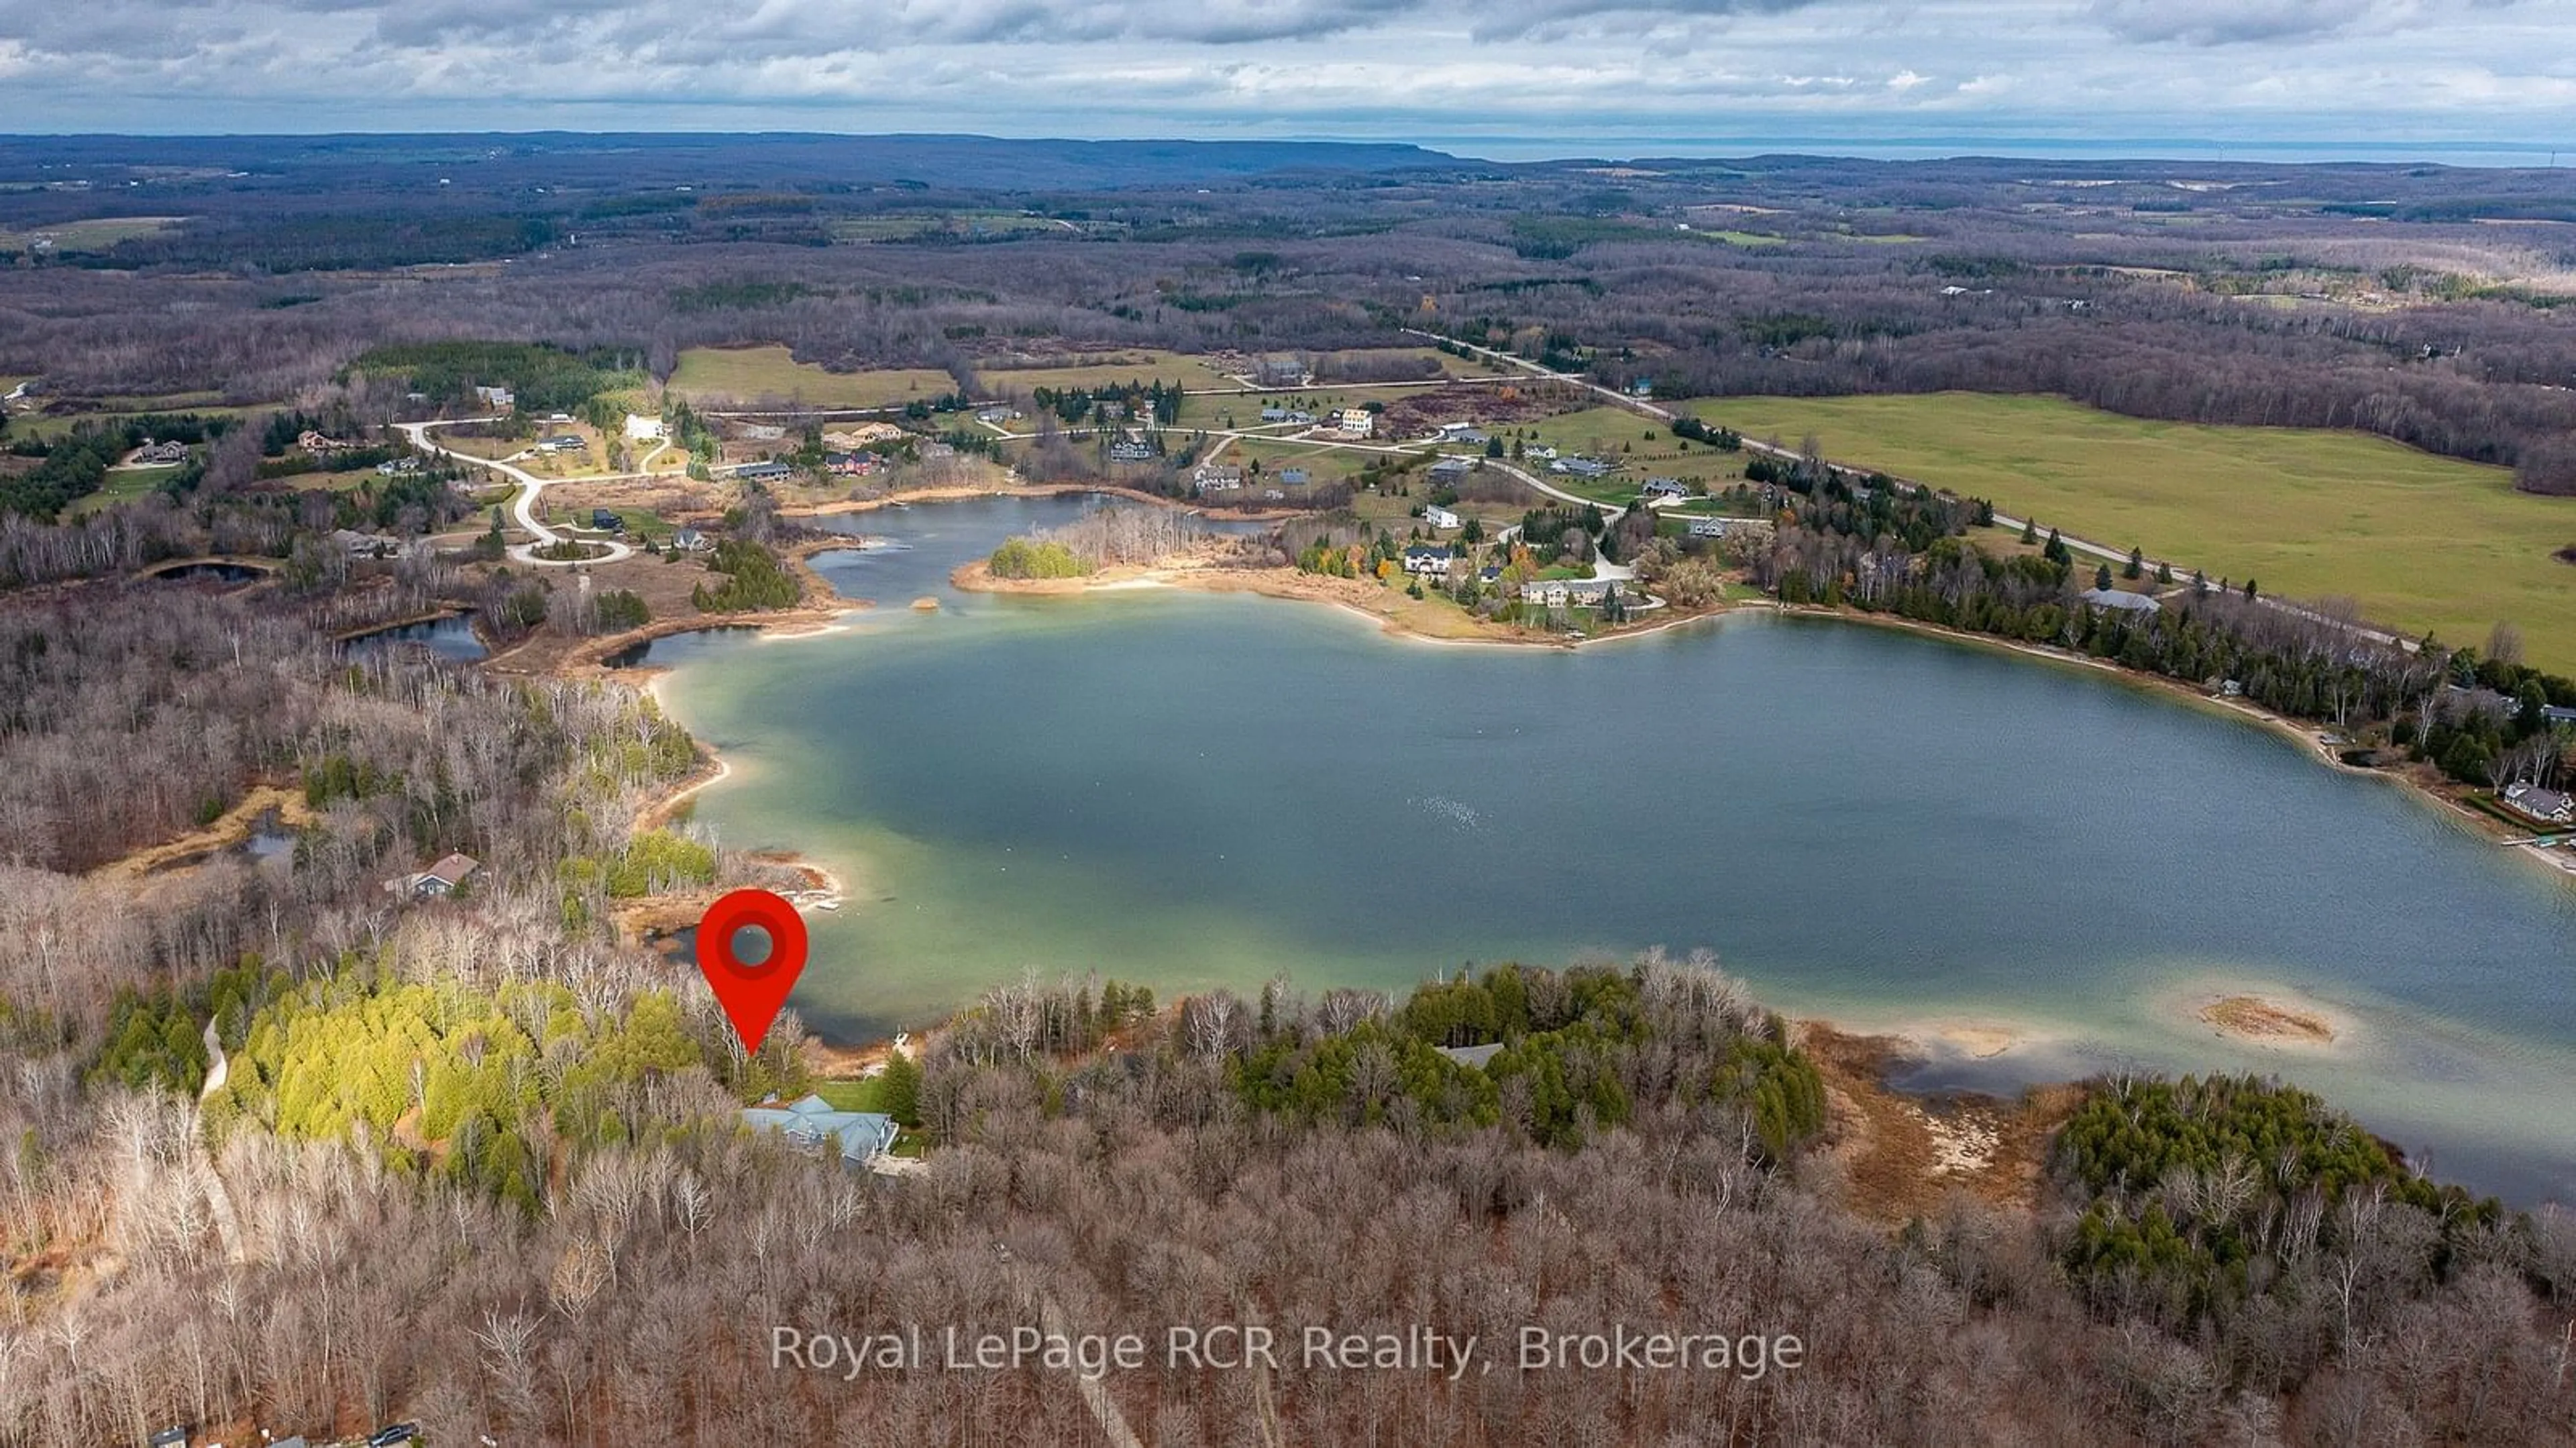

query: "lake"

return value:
[341, 613, 487, 662]
[649, 496, 2576, 1202]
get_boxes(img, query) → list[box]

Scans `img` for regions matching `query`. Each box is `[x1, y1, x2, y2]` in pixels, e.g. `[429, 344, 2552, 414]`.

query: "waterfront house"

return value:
[1191, 463, 1244, 494]
[1403, 544, 1454, 576]
[1423, 505, 1462, 530]
[741, 1094, 900, 1168]
[2080, 586, 2161, 616]
[2502, 783, 2574, 825]
[1521, 579, 1570, 609]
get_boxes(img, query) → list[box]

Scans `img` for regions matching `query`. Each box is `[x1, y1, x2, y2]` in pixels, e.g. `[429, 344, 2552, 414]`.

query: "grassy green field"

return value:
[1688, 392, 2576, 672]
[669, 348, 955, 409]
[1505, 407, 1757, 504]
[10, 405, 253, 444]
[62, 466, 181, 517]
[0, 215, 183, 254]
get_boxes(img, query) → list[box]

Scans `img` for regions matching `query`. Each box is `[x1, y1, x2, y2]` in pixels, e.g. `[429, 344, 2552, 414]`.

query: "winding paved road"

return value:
[398, 419, 637, 566]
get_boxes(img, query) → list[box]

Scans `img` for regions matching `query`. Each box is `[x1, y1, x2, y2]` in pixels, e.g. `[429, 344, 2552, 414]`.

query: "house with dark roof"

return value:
[741, 1094, 900, 1168]
[1640, 477, 1690, 501]
[2502, 782, 2574, 825]
[1402, 544, 1454, 576]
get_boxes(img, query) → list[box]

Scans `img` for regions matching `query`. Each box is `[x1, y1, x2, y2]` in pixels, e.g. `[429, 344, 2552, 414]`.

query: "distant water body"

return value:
[1415, 136, 2574, 167]
[649, 496, 2576, 1203]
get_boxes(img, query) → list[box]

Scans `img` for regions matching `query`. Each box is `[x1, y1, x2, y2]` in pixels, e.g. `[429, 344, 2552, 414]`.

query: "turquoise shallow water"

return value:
[647, 497, 2576, 1203]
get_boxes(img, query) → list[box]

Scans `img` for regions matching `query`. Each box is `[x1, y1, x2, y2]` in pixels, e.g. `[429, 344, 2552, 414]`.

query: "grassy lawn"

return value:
[253, 466, 392, 494]
[1688, 392, 2576, 672]
[63, 466, 180, 517]
[669, 348, 955, 409]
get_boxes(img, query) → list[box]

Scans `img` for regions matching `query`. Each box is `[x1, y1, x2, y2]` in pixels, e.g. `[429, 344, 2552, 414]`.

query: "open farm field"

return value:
[1690, 392, 2576, 671]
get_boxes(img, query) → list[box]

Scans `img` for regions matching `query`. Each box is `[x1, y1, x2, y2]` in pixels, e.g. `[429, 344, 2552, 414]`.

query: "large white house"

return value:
[624, 413, 665, 442]
[1334, 408, 1375, 438]
[1423, 505, 1462, 530]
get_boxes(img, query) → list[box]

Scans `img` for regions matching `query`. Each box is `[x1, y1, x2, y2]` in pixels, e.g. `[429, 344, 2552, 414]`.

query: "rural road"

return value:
[398, 419, 637, 566]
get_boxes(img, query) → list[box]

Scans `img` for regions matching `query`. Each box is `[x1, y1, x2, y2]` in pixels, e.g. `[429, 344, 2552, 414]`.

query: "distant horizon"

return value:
[1, 127, 2570, 172]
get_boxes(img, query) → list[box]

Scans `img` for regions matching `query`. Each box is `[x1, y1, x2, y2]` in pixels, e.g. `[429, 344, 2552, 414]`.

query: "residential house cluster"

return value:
[1260, 406, 1317, 425]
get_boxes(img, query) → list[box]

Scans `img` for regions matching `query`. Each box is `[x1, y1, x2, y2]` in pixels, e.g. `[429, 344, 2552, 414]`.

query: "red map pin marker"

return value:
[695, 888, 809, 1052]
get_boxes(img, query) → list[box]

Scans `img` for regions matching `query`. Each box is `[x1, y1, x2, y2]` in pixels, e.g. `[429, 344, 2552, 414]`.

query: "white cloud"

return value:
[0, 0, 2565, 144]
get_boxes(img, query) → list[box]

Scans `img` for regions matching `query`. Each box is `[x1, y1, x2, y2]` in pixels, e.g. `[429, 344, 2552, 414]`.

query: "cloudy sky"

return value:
[0, 0, 2569, 156]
